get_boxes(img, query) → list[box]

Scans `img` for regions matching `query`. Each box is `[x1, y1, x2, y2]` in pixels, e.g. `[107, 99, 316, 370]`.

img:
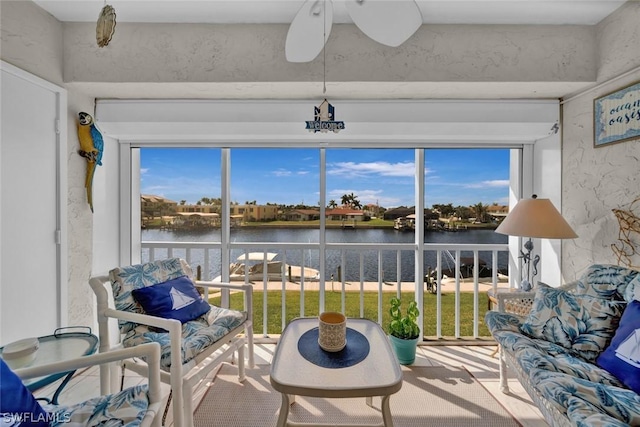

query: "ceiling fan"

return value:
[285, 0, 423, 63]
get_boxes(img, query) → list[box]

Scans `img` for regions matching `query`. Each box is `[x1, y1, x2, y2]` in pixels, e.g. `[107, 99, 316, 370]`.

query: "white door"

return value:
[1, 64, 63, 344]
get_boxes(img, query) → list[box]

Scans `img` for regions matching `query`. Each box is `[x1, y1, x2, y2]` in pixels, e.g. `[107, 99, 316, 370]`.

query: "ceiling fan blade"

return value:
[285, 0, 334, 63]
[345, 0, 422, 47]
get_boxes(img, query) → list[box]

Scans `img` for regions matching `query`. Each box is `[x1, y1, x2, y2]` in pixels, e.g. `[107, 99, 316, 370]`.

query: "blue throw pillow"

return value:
[596, 300, 640, 394]
[131, 275, 211, 324]
[0, 359, 49, 426]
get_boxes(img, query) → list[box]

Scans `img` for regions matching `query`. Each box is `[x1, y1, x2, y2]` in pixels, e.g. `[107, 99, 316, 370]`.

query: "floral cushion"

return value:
[531, 369, 640, 425]
[43, 385, 150, 427]
[575, 264, 640, 301]
[520, 284, 625, 362]
[110, 258, 194, 333]
[565, 398, 631, 427]
[484, 311, 521, 333]
[122, 305, 247, 370]
[485, 311, 569, 355]
[515, 344, 623, 387]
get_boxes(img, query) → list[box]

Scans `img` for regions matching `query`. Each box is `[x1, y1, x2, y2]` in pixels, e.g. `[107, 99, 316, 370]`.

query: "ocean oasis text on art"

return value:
[594, 81, 640, 147]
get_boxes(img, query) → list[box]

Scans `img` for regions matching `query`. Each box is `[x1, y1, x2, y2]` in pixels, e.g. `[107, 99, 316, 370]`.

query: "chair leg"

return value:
[109, 360, 120, 394]
[238, 343, 246, 383]
[171, 372, 185, 427]
[246, 324, 255, 368]
[162, 390, 172, 426]
[183, 380, 195, 427]
[99, 360, 111, 395]
[499, 347, 510, 394]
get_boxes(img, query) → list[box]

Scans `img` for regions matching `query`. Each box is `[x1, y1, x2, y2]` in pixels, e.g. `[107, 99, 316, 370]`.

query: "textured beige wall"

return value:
[561, 2, 640, 279]
[0, 0, 64, 86]
[62, 22, 595, 85]
[66, 91, 98, 328]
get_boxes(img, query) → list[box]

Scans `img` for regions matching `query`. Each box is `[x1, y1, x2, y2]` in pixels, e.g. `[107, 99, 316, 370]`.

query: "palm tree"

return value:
[340, 193, 360, 209]
[474, 202, 488, 223]
[328, 200, 337, 209]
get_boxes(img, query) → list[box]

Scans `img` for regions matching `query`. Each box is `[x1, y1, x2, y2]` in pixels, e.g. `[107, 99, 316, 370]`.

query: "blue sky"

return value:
[140, 148, 510, 208]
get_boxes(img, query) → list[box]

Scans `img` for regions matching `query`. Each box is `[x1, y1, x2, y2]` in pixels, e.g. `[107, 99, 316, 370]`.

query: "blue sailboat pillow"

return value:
[596, 300, 640, 394]
[132, 275, 211, 323]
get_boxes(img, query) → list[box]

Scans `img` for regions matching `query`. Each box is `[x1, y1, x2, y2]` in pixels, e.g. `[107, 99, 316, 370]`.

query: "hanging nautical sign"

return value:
[305, 99, 345, 133]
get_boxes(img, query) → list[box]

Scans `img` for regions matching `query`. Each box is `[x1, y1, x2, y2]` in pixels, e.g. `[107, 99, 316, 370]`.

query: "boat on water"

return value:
[428, 255, 508, 281]
[393, 216, 415, 231]
[217, 252, 320, 283]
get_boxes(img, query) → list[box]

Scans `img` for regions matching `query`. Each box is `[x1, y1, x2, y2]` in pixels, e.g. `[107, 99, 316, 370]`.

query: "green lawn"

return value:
[211, 290, 491, 337]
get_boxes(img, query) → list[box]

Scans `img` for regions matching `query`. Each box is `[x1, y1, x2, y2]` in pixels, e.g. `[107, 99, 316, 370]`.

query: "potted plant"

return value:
[387, 296, 421, 365]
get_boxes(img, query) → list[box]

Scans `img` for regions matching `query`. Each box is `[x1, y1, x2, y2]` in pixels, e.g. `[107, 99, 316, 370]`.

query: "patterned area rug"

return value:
[194, 364, 520, 427]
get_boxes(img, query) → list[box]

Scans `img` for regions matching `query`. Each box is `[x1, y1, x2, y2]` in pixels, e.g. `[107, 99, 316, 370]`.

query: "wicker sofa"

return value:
[486, 264, 640, 427]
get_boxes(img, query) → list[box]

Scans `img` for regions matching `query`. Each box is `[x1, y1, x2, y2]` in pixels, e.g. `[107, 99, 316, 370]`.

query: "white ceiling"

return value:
[34, 0, 626, 26]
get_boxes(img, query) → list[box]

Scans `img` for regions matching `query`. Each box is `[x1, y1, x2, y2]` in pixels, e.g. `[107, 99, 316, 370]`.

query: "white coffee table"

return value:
[270, 318, 403, 427]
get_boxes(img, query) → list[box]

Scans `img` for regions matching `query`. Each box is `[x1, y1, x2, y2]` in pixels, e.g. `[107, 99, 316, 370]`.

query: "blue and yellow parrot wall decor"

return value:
[77, 112, 104, 212]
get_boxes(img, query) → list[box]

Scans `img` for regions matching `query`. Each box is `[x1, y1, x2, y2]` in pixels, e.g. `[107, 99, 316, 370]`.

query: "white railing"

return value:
[141, 240, 510, 340]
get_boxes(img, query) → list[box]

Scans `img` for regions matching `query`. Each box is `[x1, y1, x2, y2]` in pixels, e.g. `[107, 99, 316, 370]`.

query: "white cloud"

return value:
[328, 161, 415, 178]
[465, 179, 509, 189]
[272, 168, 310, 177]
[272, 169, 292, 177]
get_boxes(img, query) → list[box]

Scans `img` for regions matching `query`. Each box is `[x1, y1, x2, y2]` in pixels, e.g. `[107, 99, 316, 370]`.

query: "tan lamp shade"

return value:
[495, 197, 578, 239]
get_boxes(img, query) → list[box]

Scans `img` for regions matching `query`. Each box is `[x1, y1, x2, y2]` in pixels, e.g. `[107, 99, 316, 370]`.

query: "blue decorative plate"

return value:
[297, 327, 370, 369]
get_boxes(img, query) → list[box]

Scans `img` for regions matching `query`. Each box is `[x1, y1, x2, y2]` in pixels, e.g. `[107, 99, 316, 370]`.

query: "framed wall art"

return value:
[594, 81, 640, 147]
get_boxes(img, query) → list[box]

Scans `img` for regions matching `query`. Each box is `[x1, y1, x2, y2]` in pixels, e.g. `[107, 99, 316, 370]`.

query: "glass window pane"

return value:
[325, 148, 415, 243]
[423, 148, 510, 282]
[139, 147, 222, 279]
[229, 148, 320, 281]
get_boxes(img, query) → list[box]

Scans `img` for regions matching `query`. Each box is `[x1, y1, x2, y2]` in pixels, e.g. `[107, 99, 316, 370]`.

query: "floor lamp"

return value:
[495, 195, 578, 291]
